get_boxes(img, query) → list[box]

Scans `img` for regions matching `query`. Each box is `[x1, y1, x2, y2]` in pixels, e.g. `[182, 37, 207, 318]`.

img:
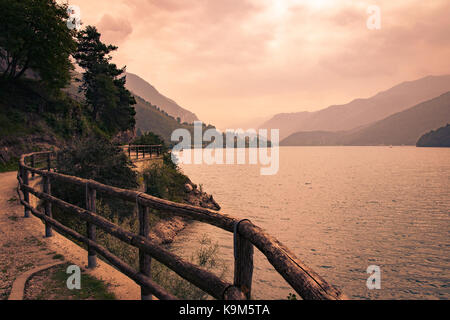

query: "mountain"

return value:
[261, 75, 450, 140]
[125, 72, 198, 124]
[417, 124, 450, 147]
[281, 91, 450, 146]
[133, 95, 196, 144]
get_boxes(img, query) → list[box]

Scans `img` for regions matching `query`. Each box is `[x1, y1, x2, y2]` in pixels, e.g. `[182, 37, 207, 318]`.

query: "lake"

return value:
[173, 146, 450, 300]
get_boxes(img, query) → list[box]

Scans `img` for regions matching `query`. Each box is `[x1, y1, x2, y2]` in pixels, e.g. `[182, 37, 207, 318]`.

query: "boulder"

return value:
[184, 183, 193, 193]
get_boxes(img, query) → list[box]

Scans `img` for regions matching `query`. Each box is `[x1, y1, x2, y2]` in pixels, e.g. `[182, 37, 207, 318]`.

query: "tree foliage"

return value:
[132, 131, 166, 149]
[0, 0, 76, 90]
[56, 135, 138, 189]
[73, 26, 136, 135]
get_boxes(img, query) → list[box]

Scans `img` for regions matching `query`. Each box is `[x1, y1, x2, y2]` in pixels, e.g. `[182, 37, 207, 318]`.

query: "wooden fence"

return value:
[121, 145, 162, 161]
[16, 150, 346, 300]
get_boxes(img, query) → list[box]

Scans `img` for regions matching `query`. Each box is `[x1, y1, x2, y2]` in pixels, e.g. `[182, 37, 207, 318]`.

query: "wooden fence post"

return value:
[22, 167, 30, 218]
[47, 153, 51, 171]
[233, 221, 254, 299]
[136, 146, 139, 159]
[128, 146, 131, 158]
[43, 176, 53, 237]
[142, 146, 145, 159]
[86, 184, 97, 268]
[31, 154, 35, 178]
[138, 202, 152, 300]
[55, 152, 60, 172]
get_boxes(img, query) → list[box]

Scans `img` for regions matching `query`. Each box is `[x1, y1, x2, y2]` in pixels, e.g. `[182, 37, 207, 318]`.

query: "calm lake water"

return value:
[173, 147, 450, 300]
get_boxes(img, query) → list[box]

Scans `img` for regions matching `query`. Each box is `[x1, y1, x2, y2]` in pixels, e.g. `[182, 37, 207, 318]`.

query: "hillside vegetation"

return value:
[417, 124, 450, 147]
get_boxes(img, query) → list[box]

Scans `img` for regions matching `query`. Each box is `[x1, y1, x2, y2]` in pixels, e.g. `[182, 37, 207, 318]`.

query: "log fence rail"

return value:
[121, 145, 162, 161]
[16, 149, 345, 300]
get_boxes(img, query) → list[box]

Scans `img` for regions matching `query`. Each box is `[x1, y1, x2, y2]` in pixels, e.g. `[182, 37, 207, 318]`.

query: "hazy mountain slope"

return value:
[281, 91, 450, 146]
[125, 72, 198, 124]
[133, 95, 195, 144]
[417, 124, 450, 147]
[262, 75, 450, 139]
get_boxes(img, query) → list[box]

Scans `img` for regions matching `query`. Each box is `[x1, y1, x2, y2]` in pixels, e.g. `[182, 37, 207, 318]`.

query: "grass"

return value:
[287, 293, 298, 300]
[25, 263, 115, 300]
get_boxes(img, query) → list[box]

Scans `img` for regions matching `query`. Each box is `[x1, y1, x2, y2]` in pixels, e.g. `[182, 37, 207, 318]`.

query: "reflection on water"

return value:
[171, 146, 450, 300]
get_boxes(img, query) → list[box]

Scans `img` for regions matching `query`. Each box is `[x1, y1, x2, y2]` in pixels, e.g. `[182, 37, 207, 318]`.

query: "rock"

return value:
[184, 183, 193, 193]
[148, 216, 187, 245]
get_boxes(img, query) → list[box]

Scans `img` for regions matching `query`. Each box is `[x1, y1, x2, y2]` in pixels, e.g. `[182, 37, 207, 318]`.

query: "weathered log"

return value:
[233, 220, 254, 299]
[21, 183, 240, 300]
[46, 153, 51, 171]
[238, 220, 346, 300]
[31, 154, 35, 178]
[21, 166, 30, 218]
[86, 184, 97, 268]
[43, 175, 52, 237]
[138, 202, 152, 300]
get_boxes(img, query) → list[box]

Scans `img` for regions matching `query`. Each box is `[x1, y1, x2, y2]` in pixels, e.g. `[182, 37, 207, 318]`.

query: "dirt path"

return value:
[0, 171, 58, 299]
[0, 171, 140, 300]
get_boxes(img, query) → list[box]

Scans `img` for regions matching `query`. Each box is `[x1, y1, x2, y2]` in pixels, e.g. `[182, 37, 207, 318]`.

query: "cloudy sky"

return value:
[62, 0, 450, 129]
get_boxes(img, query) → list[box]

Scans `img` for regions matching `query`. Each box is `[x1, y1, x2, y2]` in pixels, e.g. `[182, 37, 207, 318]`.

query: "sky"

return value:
[61, 0, 450, 129]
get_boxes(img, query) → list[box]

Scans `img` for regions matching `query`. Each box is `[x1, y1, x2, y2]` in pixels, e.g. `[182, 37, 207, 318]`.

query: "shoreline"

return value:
[147, 180, 220, 245]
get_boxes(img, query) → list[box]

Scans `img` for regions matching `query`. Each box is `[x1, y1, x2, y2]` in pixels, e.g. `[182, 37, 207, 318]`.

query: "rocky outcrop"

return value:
[148, 216, 186, 245]
[183, 182, 220, 211]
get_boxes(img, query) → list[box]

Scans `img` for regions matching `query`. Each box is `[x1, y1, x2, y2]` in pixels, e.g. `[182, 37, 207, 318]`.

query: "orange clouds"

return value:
[62, 0, 450, 129]
[97, 14, 133, 44]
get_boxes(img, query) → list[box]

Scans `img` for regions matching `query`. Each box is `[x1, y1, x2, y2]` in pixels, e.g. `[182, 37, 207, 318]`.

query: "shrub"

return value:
[143, 161, 189, 202]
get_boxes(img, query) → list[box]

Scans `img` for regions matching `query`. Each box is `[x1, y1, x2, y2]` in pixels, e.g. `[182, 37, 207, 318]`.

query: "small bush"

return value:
[143, 161, 189, 202]
[132, 132, 166, 151]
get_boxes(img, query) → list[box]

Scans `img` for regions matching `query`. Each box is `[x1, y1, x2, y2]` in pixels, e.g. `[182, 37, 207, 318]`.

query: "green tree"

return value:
[0, 0, 76, 90]
[56, 135, 138, 189]
[132, 131, 165, 148]
[73, 26, 136, 135]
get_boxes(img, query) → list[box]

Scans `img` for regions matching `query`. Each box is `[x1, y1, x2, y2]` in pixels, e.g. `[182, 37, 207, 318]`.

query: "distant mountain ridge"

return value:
[261, 75, 450, 140]
[125, 72, 198, 124]
[281, 91, 450, 146]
